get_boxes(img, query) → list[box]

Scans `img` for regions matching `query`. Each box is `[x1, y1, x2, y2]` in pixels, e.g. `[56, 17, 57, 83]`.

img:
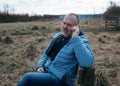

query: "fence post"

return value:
[78, 67, 95, 86]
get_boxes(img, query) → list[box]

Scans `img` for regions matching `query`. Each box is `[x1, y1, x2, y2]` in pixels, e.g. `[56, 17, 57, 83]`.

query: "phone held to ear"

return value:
[72, 26, 80, 38]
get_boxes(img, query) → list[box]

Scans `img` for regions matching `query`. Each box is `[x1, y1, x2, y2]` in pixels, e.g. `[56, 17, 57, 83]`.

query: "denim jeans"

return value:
[17, 72, 67, 86]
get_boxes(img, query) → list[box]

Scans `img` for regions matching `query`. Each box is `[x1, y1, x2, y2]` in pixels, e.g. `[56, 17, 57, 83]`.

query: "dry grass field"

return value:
[0, 19, 120, 86]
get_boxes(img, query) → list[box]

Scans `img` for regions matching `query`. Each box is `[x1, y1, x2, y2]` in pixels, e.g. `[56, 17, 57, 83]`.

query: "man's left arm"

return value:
[72, 36, 95, 68]
[71, 26, 94, 68]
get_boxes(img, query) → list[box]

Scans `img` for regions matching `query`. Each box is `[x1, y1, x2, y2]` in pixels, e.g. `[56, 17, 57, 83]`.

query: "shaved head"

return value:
[64, 13, 80, 25]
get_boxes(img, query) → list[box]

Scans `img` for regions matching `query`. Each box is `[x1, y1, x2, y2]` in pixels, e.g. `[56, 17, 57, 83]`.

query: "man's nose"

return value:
[64, 24, 67, 28]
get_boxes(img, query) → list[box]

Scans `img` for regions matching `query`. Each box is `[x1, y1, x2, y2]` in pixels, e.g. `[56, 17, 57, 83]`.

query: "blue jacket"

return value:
[36, 32, 95, 86]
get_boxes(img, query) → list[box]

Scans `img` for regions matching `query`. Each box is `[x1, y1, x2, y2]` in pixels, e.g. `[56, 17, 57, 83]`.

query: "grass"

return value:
[95, 69, 108, 86]
[0, 50, 6, 56]
[0, 19, 120, 86]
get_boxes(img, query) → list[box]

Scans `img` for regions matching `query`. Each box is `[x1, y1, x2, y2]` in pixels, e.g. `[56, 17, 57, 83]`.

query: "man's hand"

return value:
[37, 67, 45, 73]
[72, 26, 80, 38]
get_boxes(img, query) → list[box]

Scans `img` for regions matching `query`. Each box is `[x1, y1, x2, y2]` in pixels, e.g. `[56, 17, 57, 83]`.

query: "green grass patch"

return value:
[95, 69, 108, 86]
[0, 50, 6, 56]
[11, 30, 33, 35]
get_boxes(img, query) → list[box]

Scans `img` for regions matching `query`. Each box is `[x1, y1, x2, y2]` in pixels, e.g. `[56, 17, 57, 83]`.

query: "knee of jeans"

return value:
[23, 72, 32, 80]
[17, 73, 32, 86]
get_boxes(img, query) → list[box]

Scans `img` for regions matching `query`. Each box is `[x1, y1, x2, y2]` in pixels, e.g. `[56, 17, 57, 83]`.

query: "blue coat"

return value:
[36, 32, 95, 86]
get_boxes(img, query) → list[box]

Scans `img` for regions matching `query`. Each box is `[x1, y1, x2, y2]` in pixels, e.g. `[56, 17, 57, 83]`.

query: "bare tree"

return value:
[103, 1, 120, 30]
[103, 1, 120, 20]
[3, 4, 9, 14]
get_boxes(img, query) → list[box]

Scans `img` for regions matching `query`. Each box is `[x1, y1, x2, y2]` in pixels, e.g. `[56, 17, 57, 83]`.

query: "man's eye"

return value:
[67, 24, 72, 26]
[63, 22, 72, 27]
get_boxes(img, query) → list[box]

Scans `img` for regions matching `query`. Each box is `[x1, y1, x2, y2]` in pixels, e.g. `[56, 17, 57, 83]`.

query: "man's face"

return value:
[61, 14, 78, 37]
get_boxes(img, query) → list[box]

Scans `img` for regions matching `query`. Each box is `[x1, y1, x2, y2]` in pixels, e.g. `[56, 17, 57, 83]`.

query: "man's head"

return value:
[61, 13, 80, 37]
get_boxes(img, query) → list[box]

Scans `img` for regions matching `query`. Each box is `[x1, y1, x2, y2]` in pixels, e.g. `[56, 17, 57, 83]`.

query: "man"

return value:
[17, 13, 95, 86]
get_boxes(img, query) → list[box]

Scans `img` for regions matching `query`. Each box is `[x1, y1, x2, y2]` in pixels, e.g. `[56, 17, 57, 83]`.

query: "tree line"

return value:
[0, 12, 59, 23]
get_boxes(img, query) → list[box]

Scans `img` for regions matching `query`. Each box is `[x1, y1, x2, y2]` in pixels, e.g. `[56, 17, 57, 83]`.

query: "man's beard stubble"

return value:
[62, 28, 72, 37]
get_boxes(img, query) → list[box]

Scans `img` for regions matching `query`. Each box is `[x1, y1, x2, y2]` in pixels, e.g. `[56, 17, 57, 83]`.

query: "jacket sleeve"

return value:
[70, 36, 95, 68]
[36, 39, 54, 70]
[36, 52, 48, 70]
[36, 32, 61, 70]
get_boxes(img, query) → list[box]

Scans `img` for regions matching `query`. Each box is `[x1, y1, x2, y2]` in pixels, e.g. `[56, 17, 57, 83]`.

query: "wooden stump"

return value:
[78, 67, 95, 86]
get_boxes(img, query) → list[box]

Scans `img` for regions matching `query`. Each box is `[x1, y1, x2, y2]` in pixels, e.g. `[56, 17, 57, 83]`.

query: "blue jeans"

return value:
[17, 72, 67, 86]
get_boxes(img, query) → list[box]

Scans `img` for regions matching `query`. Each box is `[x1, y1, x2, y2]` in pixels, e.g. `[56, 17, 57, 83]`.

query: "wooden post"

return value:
[78, 67, 95, 86]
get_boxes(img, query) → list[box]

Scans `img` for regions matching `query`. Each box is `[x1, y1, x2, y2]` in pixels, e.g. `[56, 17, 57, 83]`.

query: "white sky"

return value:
[0, 0, 120, 15]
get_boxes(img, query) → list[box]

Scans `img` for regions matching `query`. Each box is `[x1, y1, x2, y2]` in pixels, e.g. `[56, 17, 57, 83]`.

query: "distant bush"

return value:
[31, 25, 39, 30]
[7, 62, 19, 73]
[41, 27, 54, 34]
[0, 30, 6, 36]
[103, 1, 120, 30]
[3, 36, 14, 44]
[98, 37, 107, 43]
[40, 26, 46, 29]
[35, 37, 45, 42]
[103, 1, 120, 20]
[0, 50, 5, 56]
[55, 27, 61, 32]
[26, 42, 39, 59]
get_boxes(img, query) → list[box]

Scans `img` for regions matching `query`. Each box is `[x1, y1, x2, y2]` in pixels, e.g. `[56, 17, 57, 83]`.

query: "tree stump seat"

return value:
[77, 67, 95, 86]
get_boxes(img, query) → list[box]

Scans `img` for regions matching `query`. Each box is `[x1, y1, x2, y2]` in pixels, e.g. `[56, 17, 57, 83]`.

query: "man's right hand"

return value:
[37, 67, 45, 73]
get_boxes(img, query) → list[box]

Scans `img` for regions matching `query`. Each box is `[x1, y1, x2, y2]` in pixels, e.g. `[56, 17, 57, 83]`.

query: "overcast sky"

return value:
[0, 0, 120, 15]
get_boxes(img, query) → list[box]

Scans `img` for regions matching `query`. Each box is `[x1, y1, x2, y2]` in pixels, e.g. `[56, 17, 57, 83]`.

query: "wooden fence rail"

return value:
[105, 17, 120, 30]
